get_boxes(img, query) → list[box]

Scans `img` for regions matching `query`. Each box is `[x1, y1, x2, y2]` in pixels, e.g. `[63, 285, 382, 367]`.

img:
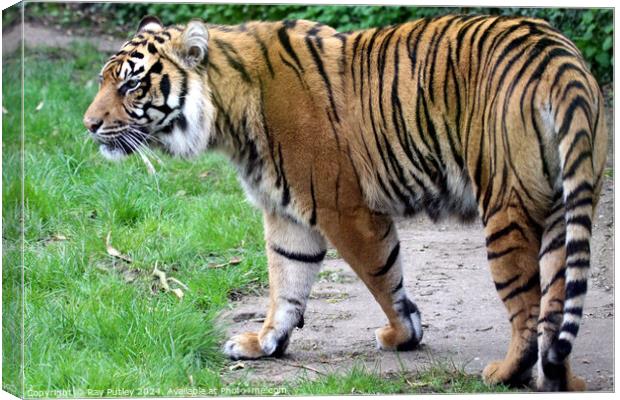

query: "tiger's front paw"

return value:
[223, 330, 290, 360]
[224, 332, 265, 360]
[375, 303, 423, 351]
[375, 322, 422, 351]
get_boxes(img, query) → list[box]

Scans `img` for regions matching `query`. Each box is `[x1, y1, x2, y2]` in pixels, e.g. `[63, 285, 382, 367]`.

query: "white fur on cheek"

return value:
[158, 76, 215, 158]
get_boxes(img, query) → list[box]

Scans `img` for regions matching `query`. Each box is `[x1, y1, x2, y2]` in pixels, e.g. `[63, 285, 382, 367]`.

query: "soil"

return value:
[7, 22, 614, 392]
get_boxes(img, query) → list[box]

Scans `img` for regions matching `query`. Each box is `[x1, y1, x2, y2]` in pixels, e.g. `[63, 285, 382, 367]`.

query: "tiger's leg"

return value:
[321, 208, 423, 351]
[536, 200, 586, 391]
[481, 207, 541, 387]
[223, 211, 326, 360]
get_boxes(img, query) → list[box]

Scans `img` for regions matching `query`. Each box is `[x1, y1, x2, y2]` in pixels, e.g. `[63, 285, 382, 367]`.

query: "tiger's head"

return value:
[83, 16, 214, 160]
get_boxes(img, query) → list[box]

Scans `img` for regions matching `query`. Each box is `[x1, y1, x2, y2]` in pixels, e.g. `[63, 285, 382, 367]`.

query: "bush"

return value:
[18, 3, 613, 84]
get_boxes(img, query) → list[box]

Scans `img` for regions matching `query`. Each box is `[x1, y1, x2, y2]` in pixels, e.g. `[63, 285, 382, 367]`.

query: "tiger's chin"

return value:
[99, 143, 132, 162]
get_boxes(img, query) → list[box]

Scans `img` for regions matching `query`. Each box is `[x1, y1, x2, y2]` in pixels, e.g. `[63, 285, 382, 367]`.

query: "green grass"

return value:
[3, 42, 510, 396]
[3, 43, 267, 396]
[290, 364, 512, 395]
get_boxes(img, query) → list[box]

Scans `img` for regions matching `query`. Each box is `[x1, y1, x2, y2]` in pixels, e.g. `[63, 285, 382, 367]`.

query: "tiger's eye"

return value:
[128, 78, 140, 89]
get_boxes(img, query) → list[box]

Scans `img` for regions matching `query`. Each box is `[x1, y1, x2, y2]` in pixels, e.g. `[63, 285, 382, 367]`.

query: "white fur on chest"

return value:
[238, 172, 306, 224]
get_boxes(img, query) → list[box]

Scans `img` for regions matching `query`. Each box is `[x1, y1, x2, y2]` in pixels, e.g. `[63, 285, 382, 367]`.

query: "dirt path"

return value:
[3, 23, 125, 56]
[8, 22, 614, 392]
[223, 176, 613, 391]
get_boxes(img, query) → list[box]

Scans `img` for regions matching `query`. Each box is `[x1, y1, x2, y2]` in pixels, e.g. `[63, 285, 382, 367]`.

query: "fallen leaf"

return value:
[35, 101, 44, 112]
[228, 257, 242, 265]
[198, 171, 210, 178]
[105, 232, 132, 263]
[52, 234, 68, 241]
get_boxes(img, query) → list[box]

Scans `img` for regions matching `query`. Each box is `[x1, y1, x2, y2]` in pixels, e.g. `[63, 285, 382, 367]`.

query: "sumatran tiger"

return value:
[83, 15, 607, 391]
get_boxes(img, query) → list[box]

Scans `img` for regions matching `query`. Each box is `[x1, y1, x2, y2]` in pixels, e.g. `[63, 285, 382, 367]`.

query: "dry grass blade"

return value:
[138, 150, 156, 175]
[274, 360, 326, 376]
[152, 263, 171, 292]
[2, 106, 7, 114]
[228, 362, 245, 371]
[35, 101, 44, 112]
[167, 277, 189, 291]
[208, 257, 243, 269]
[105, 232, 132, 263]
[152, 263, 186, 300]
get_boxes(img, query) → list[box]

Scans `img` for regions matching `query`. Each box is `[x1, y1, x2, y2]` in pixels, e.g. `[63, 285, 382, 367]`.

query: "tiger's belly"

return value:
[362, 165, 479, 223]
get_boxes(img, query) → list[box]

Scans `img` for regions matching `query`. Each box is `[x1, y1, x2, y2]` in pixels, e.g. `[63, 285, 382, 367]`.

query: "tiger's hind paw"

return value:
[483, 360, 532, 388]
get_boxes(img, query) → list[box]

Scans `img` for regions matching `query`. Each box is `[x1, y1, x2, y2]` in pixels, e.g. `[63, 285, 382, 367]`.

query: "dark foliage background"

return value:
[7, 2, 614, 83]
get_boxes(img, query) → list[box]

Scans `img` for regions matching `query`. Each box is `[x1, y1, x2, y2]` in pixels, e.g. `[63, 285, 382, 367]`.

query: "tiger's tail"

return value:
[546, 73, 607, 368]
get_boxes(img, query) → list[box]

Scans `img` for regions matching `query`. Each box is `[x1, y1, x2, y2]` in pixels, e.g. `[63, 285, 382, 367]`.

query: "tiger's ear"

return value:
[137, 16, 163, 33]
[178, 20, 209, 68]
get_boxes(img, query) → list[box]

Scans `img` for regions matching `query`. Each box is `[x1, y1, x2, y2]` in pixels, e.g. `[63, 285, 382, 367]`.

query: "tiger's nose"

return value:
[84, 117, 103, 133]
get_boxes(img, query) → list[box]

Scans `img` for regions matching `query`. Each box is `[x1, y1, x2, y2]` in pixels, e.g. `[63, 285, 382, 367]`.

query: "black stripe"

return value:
[305, 36, 339, 123]
[565, 239, 589, 257]
[563, 150, 592, 180]
[560, 321, 580, 335]
[558, 95, 592, 140]
[278, 24, 304, 73]
[279, 53, 305, 86]
[563, 307, 583, 317]
[271, 245, 327, 264]
[251, 31, 275, 78]
[279, 151, 290, 207]
[541, 268, 565, 296]
[309, 171, 317, 226]
[279, 296, 303, 308]
[502, 273, 540, 301]
[565, 181, 593, 205]
[565, 196, 593, 212]
[562, 129, 591, 169]
[214, 39, 252, 83]
[160, 74, 170, 99]
[565, 215, 592, 233]
[392, 276, 404, 294]
[487, 246, 521, 260]
[372, 243, 401, 277]
[539, 233, 565, 258]
[566, 258, 589, 269]
[565, 279, 588, 299]
[485, 222, 527, 246]
[509, 309, 524, 322]
[494, 274, 521, 291]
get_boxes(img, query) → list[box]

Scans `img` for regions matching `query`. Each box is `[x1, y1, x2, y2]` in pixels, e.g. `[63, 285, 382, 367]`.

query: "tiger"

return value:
[83, 14, 607, 391]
